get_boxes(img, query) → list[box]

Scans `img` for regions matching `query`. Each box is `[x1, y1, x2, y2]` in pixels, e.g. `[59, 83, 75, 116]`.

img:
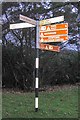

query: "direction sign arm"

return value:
[39, 16, 64, 25]
[20, 14, 36, 25]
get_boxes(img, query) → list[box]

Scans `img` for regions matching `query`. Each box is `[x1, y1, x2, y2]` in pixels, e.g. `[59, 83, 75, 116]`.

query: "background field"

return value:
[2, 85, 78, 118]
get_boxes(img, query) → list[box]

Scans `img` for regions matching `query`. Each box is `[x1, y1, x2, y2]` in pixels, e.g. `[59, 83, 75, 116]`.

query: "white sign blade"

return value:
[20, 14, 36, 25]
[10, 22, 35, 29]
[40, 16, 64, 25]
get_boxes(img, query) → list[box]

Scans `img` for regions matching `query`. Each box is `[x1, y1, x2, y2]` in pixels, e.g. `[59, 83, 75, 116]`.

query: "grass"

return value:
[2, 85, 78, 118]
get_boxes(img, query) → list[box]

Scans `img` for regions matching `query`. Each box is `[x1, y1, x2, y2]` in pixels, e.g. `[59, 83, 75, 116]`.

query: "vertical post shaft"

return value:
[35, 21, 39, 112]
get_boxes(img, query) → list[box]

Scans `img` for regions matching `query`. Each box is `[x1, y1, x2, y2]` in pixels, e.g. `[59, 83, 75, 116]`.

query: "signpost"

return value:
[20, 14, 36, 25]
[35, 21, 39, 112]
[40, 35, 68, 43]
[40, 23, 68, 43]
[40, 29, 68, 36]
[40, 43, 60, 52]
[10, 22, 35, 29]
[10, 14, 68, 112]
[39, 16, 64, 25]
[40, 23, 68, 31]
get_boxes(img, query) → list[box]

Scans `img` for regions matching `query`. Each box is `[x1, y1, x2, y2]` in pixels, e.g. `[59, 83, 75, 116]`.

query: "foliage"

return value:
[40, 50, 80, 86]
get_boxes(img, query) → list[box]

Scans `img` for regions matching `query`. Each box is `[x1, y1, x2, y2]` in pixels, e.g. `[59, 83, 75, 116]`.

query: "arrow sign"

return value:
[40, 43, 60, 52]
[40, 16, 64, 25]
[40, 29, 68, 36]
[20, 14, 36, 25]
[40, 23, 68, 32]
[40, 35, 68, 43]
[10, 22, 35, 29]
[40, 23, 68, 42]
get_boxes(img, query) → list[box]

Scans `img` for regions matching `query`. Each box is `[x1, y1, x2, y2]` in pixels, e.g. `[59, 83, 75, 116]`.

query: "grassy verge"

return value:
[2, 85, 78, 118]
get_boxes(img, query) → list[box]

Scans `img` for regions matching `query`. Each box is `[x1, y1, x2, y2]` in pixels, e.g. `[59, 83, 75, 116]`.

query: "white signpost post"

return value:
[10, 14, 68, 112]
